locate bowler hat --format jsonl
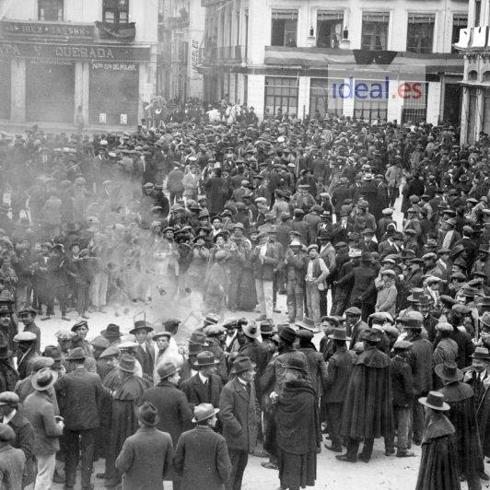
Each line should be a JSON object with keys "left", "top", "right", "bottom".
{"left": 101, "top": 324, "right": 122, "bottom": 341}
{"left": 278, "top": 326, "right": 296, "bottom": 344}
{"left": 328, "top": 328, "right": 350, "bottom": 342}
{"left": 193, "top": 351, "right": 219, "bottom": 368}
{"left": 118, "top": 355, "right": 136, "bottom": 373}
{"left": 192, "top": 403, "right": 220, "bottom": 423}
{"left": 434, "top": 361, "right": 463, "bottom": 384}
{"left": 0, "top": 423, "right": 15, "bottom": 442}
{"left": 31, "top": 368, "right": 58, "bottom": 391}
{"left": 419, "top": 391, "right": 450, "bottom": 411}
{"left": 157, "top": 361, "right": 179, "bottom": 380}
{"left": 231, "top": 356, "right": 254, "bottom": 374}
{"left": 65, "top": 347, "right": 86, "bottom": 361}
{"left": 137, "top": 401, "right": 159, "bottom": 427}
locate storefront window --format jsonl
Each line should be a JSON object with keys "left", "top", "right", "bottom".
{"left": 103, "top": 0, "right": 129, "bottom": 24}
{"left": 361, "top": 12, "right": 389, "bottom": 51}
{"left": 401, "top": 82, "right": 428, "bottom": 124}
{"left": 38, "top": 0, "right": 63, "bottom": 21}
{"left": 317, "top": 11, "right": 344, "bottom": 48}
{"left": 271, "top": 10, "right": 298, "bottom": 47}
{"left": 310, "top": 78, "right": 343, "bottom": 117}
{"left": 264, "top": 77, "right": 298, "bottom": 118}
{"left": 353, "top": 79, "right": 388, "bottom": 123}
{"left": 452, "top": 14, "right": 468, "bottom": 53}
{"left": 407, "top": 14, "right": 435, "bottom": 54}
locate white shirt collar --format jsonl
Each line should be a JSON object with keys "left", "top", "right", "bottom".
{"left": 3, "top": 409, "right": 16, "bottom": 425}
{"left": 198, "top": 372, "right": 208, "bottom": 384}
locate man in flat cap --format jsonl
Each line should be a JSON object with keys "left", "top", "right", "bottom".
{"left": 0, "top": 422, "right": 26, "bottom": 490}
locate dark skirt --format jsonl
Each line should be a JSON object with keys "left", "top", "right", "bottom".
{"left": 278, "top": 449, "right": 316, "bottom": 490}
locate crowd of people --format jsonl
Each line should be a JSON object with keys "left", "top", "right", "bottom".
{"left": 0, "top": 108, "right": 489, "bottom": 490}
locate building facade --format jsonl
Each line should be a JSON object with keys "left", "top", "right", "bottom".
{"left": 458, "top": 0, "right": 490, "bottom": 143}
{"left": 200, "top": 0, "right": 468, "bottom": 124}
{"left": 159, "top": 0, "right": 205, "bottom": 101}
{"left": 0, "top": 0, "right": 158, "bottom": 127}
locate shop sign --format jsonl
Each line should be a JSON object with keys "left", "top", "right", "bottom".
{"left": 92, "top": 62, "right": 138, "bottom": 71}
{"left": 0, "top": 41, "right": 150, "bottom": 62}
{"left": 1, "top": 21, "right": 94, "bottom": 41}
{"left": 191, "top": 40, "right": 200, "bottom": 72}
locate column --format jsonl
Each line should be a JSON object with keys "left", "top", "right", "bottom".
{"left": 247, "top": 74, "right": 265, "bottom": 119}
{"left": 476, "top": 86, "right": 485, "bottom": 137}
{"left": 10, "top": 59, "right": 26, "bottom": 123}
{"left": 342, "top": 78, "right": 354, "bottom": 118}
{"left": 460, "top": 85, "right": 470, "bottom": 144}
{"left": 297, "top": 76, "right": 310, "bottom": 119}
{"left": 426, "top": 81, "right": 442, "bottom": 125}
{"left": 387, "top": 79, "right": 403, "bottom": 123}
{"left": 74, "top": 62, "right": 89, "bottom": 126}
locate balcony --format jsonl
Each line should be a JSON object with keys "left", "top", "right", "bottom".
{"left": 200, "top": 45, "right": 244, "bottom": 64}
{"left": 95, "top": 21, "right": 136, "bottom": 42}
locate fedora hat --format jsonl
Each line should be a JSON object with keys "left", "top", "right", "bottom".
{"left": 65, "top": 347, "right": 86, "bottom": 361}
{"left": 192, "top": 403, "right": 220, "bottom": 423}
{"left": 31, "top": 367, "right": 58, "bottom": 392}
{"left": 137, "top": 401, "right": 159, "bottom": 427}
{"left": 189, "top": 331, "right": 209, "bottom": 346}
{"left": 278, "top": 326, "right": 296, "bottom": 344}
{"left": 118, "top": 354, "right": 136, "bottom": 373}
{"left": 434, "top": 361, "right": 463, "bottom": 384}
{"left": 157, "top": 361, "right": 179, "bottom": 380}
{"left": 101, "top": 324, "right": 122, "bottom": 341}
{"left": 472, "top": 346, "right": 490, "bottom": 361}
{"left": 193, "top": 351, "right": 219, "bottom": 368}
{"left": 296, "top": 317, "right": 318, "bottom": 333}
{"left": 418, "top": 391, "right": 450, "bottom": 411}
{"left": 328, "top": 327, "right": 351, "bottom": 342}
{"left": 130, "top": 321, "right": 154, "bottom": 335}
{"left": 231, "top": 356, "right": 254, "bottom": 375}
{"left": 242, "top": 322, "right": 260, "bottom": 339}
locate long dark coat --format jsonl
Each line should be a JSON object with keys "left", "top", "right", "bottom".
{"left": 340, "top": 346, "right": 394, "bottom": 440}
{"left": 439, "top": 382, "right": 483, "bottom": 481}
{"left": 415, "top": 412, "right": 461, "bottom": 490}
{"left": 180, "top": 373, "right": 223, "bottom": 410}
{"left": 174, "top": 426, "right": 231, "bottom": 490}
{"left": 115, "top": 426, "right": 174, "bottom": 490}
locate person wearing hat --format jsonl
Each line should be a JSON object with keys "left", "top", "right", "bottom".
{"left": 436, "top": 361, "right": 483, "bottom": 489}
{"left": 152, "top": 332, "right": 182, "bottom": 385}
{"left": 104, "top": 354, "right": 149, "bottom": 488}
{"left": 0, "top": 335, "right": 16, "bottom": 393}
{"left": 323, "top": 327, "right": 353, "bottom": 453}
{"left": 181, "top": 351, "right": 223, "bottom": 412}
{"left": 337, "top": 329, "right": 393, "bottom": 463}
{"left": 0, "top": 391, "right": 35, "bottom": 487}
{"left": 344, "top": 307, "right": 369, "bottom": 351}
{"left": 71, "top": 320, "right": 93, "bottom": 358}
{"left": 101, "top": 324, "right": 122, "bottom": 347}
{"left": 433, "top": 322, "right": 459, "bottom": 373}
{"left": 18, "top": 306, "right": 41, "bottom": 354}
{"left": 174, "top": 402, "right": 231, "bottom": 490}
{"left": 273, "top": 356, "right": 320, "bottom": 490}
{"left": 375, "top": 269, "right": 398, "bottom": 319}
{"left": 130, "top": 321, "right": 155, "bottom": 382}
{"left": 297, "top": 328, "right": 328, "bottom": 396}
{"left": 0, "top": 422, "right": 26, "bottom": 490}
{"left": 13, "top": 331, "right": 38, "bottom": 380}
{"left": 415, "top": 391, "right": 460, "bottom": 490}
{"left": 24, "top": 368, "right": 64, "bottom": 490}
{"left": 305, "top": 244, "right": 330, "bottom": 326}
{"left": 115, "top": 401, "right": 174, "bottom": 490}
{"left": 285, "top": 237, "right": 308, "bottom": 324}
{"left": 219, "top": 356, "right": 259, "bottom": 490}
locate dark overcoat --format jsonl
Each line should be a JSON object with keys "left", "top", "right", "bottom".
{"left": 323, "top": 347, "right": 353, "bottom": 404}
{"left": 340, "top": 346, "right": 394, "bottom": 440}
{"left": 115, "top": 426, "right": 173, "bottom": 490}
{"left": 408, "top": 335, "right": 433, "bottom": 395}
{"left": 180, "top": 373, "right": 222, "bottom": 410}
{"left": 174, "top": 426, "right": 231, "bottom": 490}
{"left": 8, "top": 408, "right": 35, "bottom": 486}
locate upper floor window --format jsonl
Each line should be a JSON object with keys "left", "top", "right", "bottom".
{"left": 271, "top": 9, "right": 298, "bottom": 47}
{"left": 103, "top": 0, "right": 129, "bottom": 24}
{"left": 361, "top": 12, "right": 389, "bottom": 51}
{"left": 38, "top": 0, "right": 63, "bottom": 21}
{"left": 317, "top": 11, "right": 344, "bottom": 48}
{"left": 475, "top": 0, "right": 482, "bottom": 27}
{"left": 407, "top": 13, "right": 435, "bottom": 54}
{"left": 452, "top": 13, "right": 468, "bottom": 52}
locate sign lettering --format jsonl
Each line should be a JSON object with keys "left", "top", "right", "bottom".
{"left": 1, "top": 21, "right": 94, "bottom": 40}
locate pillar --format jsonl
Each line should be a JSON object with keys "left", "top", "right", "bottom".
{"left": 342, "top": 78, "right": 354, "bottom": 118}
{"left": 247, "top": 74, "right": 265, "bottom": 119}
{"left": 298, "top": 76, "right": 310, "bottom": 119}
{"left": 387, "top": 79, "right": 403, "bottom": 123}
{"left": 74, "top": 62, "right": 89, "bottom": 126}
{"left": 10, "top": 59, "right": 26, "bottom": 123}
{"left": 426, "top": 82, "right": 442, "bottom": 125}
{"left": 460, "top": 85, "right": 470, "bottom": 144}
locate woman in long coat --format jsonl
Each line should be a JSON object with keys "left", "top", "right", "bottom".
{"left": 274, "top": 357, "right": 321, "bottom": 490}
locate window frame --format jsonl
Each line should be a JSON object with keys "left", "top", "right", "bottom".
{"left": 38, "top": 0, "right": 64, "bottom": 21}
{"left": 406, "top": 13, "right": 436, "bottom": 54}
{"left": 451, "top": 13, "right": 468, "bottom": 52}
{"left": 361, "top": 11, "right": 390, "bottom": 51}
{"left": 103, "top": 0, "right": 130, "bottom": 24}
{"left": 271, "top": 9, "right": 298, "bottom": 47}
{"left": 264, "top": 76, "right": 299, "bottom": 118}
{"left": 316, "top": 10, "right": 344, "bottom": 48}
{"left": 309, "top": 78, "right": 344, "bottom": 117}
{"left": 353, "top": 79, "right": 388, "bottom": 123}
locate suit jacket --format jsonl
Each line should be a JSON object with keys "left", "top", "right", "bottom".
{"left": 181, "top": 373, "right": 223, "bottom": 410}
{"left": 348, "top": 320, "right": 369, "bottom": 350}
{"left": 141, "top": 381, "right": 193, "bottom": 445}
{"left": 408, "top": 335, "right": 433, "bottom": 395}
{"left": 0, "top": 445, "right": 25, "bottom": 490}
{"left": 174, "top": 426, "right": 231, "bottom": 490}
{"left": 55, "top": 366, "right": 104, "bottom": 430}
{"left": 115, "top": 426, "right": 173, "bottom": 490}
{"left": 219, "top": 377, "right": 258, "bottom": 452}
{"left": 23, "top": 391, "right": 63, "bottom": 456}
{"left": 135, "top": 341, "right": 156, "bottom": 380}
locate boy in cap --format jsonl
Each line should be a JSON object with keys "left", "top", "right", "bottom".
{"left": 17, "top": 306, "right": 41, "bottom": 354}
{"left": 174, "top": 403, "right": 231, "bottom": 490}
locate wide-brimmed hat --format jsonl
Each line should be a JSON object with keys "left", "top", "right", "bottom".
{"left": 192, "top": 403, "right": 220, "bottom": 423}
{"left": 435, "top": 361, "right": 463, "bottom": 383}
{"left": 242, "top": 322, "right": 260, "bottom": 339}
{"left": 296, "top": 317, "right": 318, "bottom": 333}
{"left": 118, "top": 354, "right": 136, "bottom": 373}
{"left": 231, "top": 356, "right": 254, "bottom": 374}
{"left": 472, "top": 346, "right": 490, "bottom": 361}
{"left": 278, "top": 326, "right": 296, "bottom": 344}
{"left": 419, "top": 391, "right": 450, "bottom": 411}
{"left": 193, "top": 351, "right": 219, "bottom": 368}
{"left": 137, "top": 401, "right": 159, "bottom": 427}
{"left": 328, "top": 328, "right": 351, "bottom": 342}
{"left": 31, "top": 368, "right": 58, "bottom": 391}
{"left": 130, "top": 321, "right": 154, "bottom": 335}
{"left": 101, "top": 324, "right": 122, "bottom": 341}
{"left": 13, "top": 331, "right": 37, "bottom": 343}
{"left": 65, "top": 347, "right": 86, "bottom": 361}
{"left": 157, "top": 361, "right": 179, "bottom": 379}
